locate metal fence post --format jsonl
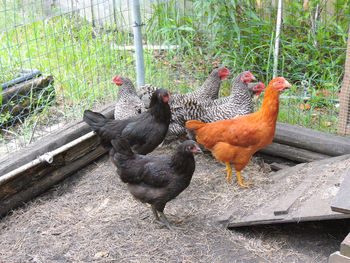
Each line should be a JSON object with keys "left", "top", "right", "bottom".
{"left": 273, "top": 0, "right": 283, "bottom": 78}
{"left": 132, "top": 0, "right": 145, "bottom": 88}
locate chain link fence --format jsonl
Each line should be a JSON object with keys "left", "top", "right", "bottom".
{"left": 0, "top": 0, "right": 349, "bottom": 158}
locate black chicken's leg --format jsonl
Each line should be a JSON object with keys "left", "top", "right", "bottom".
{"left": 158, "top": 212, "right": 185, "bottom": 231}
{"left": 151, "top": 205, "right": 160, "bottom": 221}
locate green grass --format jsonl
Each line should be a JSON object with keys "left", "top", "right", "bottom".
{"left": 0, "top": 1, "right": 139, "bottom": 142}
{"left": 0, "top": 0, "right": 140, "bottom": 125}
{"left": 144, "top": 0, "right": 349, "bottom": 133}
{"left": 0, "top": 0, "right": 349, "bottom": 148}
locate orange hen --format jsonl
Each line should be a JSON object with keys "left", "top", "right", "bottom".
{"left": 186, "top": 77, "right": 291, "bottom": 187}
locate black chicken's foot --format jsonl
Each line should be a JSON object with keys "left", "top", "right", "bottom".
{"left": 151, "top": 205, "right": 160, "bottom": 221}
{"left": 157, "top": 212, "right": 185, "bottom": 231}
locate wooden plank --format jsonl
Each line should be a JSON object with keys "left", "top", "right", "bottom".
{"left": 0, "top": 103, "right": 114, "bottom": 175}
{"left": 0, "top": 103, "right": 115, "bottom": 217}
{"left": 274, "top": 122, "right": 350, "bottom": 156}
{"left": 220, "top": 154, "right": 350, "bottom": 228}
{"left": 329, "top": 252, "right": 350, "bottom": 263}
{"left": 1, "top": 75, "right": 53, "bottom": 104}
{"left": 273, "top": 176, "right": 317, "bottom": 215}
{"left": 259, "top": 141, "right": 330, "bottom": 163}
{"left": 341, "top": 233, "right": 350, "bottom": 258}
{"left": 331, "top": 169, "right": 350, "bottom": 214}
{"left": 0, "top": 145, "right": 106, "bottom": 217}
{"left": 0, "top": 133, "right": 101, "bottom": 201}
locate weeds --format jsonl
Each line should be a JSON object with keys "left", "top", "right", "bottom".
{"left": 145, "top": 0, "right": 349, "bottom": 133}
{"left": 0, "top": 0, "right": 349, "bottom": 153}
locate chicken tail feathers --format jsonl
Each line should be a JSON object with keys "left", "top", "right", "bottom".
{"left": 83, "top": 110, "right": 107, "bottom": 132}
{"left": 111, "top": 137, "right": 134, "bottom": 157}
{"left": 185, "top": 120, "right": 206, "bottom": 131}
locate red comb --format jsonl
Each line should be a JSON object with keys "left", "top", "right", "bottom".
{"left": 258, "top": 81, "right": 266, "bottom": 88}
{"left": 112, "top": 75, "right": 123, "bottom": 86}
{"left": 112, "top": 75, "right": 119, "bottom": 83}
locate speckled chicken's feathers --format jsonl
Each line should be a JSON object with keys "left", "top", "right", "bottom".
{"left": 114, "top": 76, "right": 145, "bottom": 120}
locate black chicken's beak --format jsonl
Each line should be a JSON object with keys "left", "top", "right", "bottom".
{"left": 195, "top": 145, "right": 203, "bottom": 154}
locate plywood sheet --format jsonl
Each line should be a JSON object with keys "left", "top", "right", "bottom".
{"left": 218, "top": 155, "right": 350, "bottom": 228}
{"left": 331, "top": 169, "right": 350, "bottom": 214}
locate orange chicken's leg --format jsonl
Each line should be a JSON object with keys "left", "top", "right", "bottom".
{"left": 224, "top": 162, "right": 233, "bottom": 182}
{"left": 236, "top": 171, "right": 255, "bottom": 188}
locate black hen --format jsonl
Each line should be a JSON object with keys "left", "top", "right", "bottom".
{"left": 83, "top": 88, "right": 171, "bottom": 155}
{"left": 110, "top": 137, "right": 202, "bottom": 230}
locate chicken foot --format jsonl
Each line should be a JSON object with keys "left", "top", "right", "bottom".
{"left": 236, "top": 171, "right": 255, "bottom": 188}
{"left": 224, "top": 163, "right": 255, "bottom": 187}
{"left": 151, "top": 205, "right": 184, "bottom": 231}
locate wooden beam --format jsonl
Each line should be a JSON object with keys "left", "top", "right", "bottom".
{"left": 259, "top": 141, "right": 330, "bottom": 163}
{"left": 1, "top": 75, "right": 56, "bottom": 128}
{"left": 1, "top": 75, "right": 53, "bottom": 104}
{"left": 0, "top": 143, "right": 107, "bottom": 217}
{"left": 338, "top": 24, "right": 350, "bottom": 135}
{"left": 274, "top": 122, "right": 350, "bottom": 156}
{"left": 0, "top": 103, "right": 114, "bottom": 176}
{"left": 0, "top": 105, "right": 116, "bottom": 217}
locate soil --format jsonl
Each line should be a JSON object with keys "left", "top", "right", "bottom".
{"left": 0, "top": 140, "right": 349, "bottom": 263}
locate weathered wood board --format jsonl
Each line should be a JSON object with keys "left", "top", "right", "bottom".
{"left": 0, "top": 132, "right": 108, "bottom": 217}
{"left": 0, "top": 105, "right": 114, "bottom": 217}
{"left": 259, "top": 141, "right": 330, "bottom": 163}
{"left": 0, "top": 103, "right": 114, "bottom": 175}
{"left": 274, "top": 123, "right": 350, "bottom": 156}
{"left": 1, "top": 75, "right": 55, "bottom": 128}
{"left": 217, "top": 154, "right": 350, "bottom": 228}
{"left": 331, "top": 169, "right": 350, "bottom": 214}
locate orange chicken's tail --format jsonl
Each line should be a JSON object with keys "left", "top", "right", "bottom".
{"left": 186, "top": 120, "right": 206, "bottom": 131}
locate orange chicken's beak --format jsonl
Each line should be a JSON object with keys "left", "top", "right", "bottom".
{"left": 284, "top": 80, "right": 292, "bottom": 88}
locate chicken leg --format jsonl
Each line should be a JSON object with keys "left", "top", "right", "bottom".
{"left": 151, "top": 205, "right": 160, "bottom": 221}
{"left": 151, "top": 205, "right": 184, "bottom": 231}
{"left": 224, "top": 162, "right": 233, "bottom": 182}
{"left": 236, "top": 171, "right": 255, "bottom": 188}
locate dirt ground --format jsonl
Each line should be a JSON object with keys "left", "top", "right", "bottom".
{"left": 0, "top": 140, "right": 349, "bottom": 263}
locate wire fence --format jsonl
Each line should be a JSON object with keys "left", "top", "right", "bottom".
{"left": 0, "top": 0, "right": 349, "bottom": 158}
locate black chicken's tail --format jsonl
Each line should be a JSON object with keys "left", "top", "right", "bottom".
{"left": 111, "top": 137, "right": 134, "bottom": 157}
{"left": 83, "top": 110, "right": 107, "bottom": 132}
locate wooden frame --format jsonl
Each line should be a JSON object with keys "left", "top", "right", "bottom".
{"left": 0, "top": 104, "right": 114, "bottom": 217}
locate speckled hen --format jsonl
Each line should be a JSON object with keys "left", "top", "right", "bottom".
{"left": 113, "top": 76, "right": 145, "bottom": 120}
{"left": 192, "top": 71, "right": 261, "bottom": 123}
{"left": 139, "top": 66, "right": 230, "bottom": 108}
{"left": 138, "top": 67, "right": 230, "bottom": 137}
{"left": 180, "top": 72, "right": 264, "bottom": 139}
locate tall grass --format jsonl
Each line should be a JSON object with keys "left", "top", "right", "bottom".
{"left": 0, "top": 1, "right": 139, "bottom": 148}
{"left": 0, "top": 0, "right": 349, "bottom": 153}
{"left": 145, "top": 0, "right": 349, "bottom": 133}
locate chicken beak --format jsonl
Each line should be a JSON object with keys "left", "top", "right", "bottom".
{"left": 284, "top": 80, "right": 292, "bottom": 88}
{"left": 195, "top": 145, "right": 203, "bottom": 154}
